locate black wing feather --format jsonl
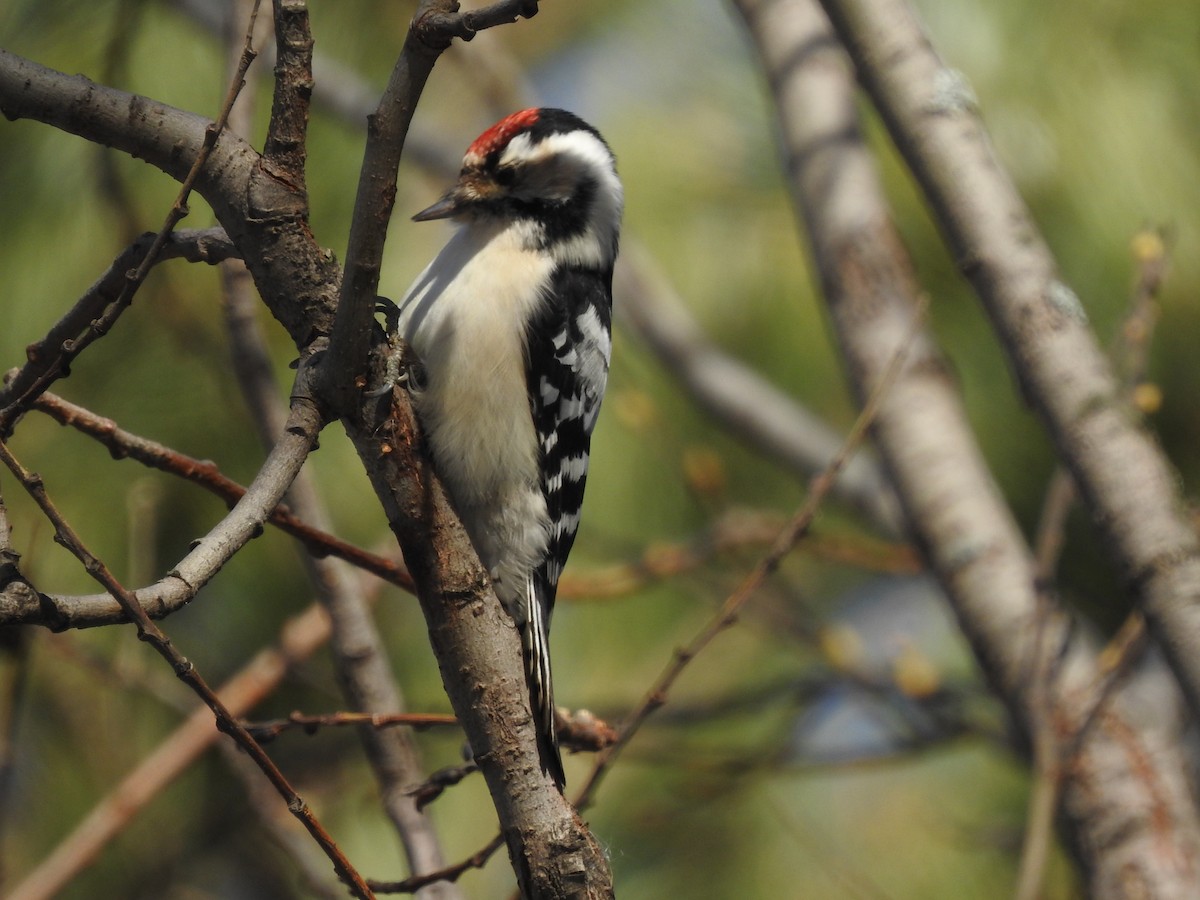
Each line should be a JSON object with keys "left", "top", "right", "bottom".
{"left": 520, "top": 264, "right": 612, "bottom": 788}
{"left": 526, "top": 265, "right": 613, "bottom": 607}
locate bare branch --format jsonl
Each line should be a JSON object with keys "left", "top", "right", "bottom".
{"left": 346, "top": 384, "right": 612, "bottom": 897}
{"left": 246, "top": 711, "right": 459, "bottom": 742}
{"left": 7, "top": 595, "right": 338, "bottom": 900}
{"left": 574, "top": 289, "right": 926, "bottom": 812}
{"left": 615, "top": 244, "right": 903, "bottom": 534}
{"left": 321, "top": 2, "right": 446, "bottom": 412}
{"left": 322, "top": 0, "right": 540, "bottom": 413}
{"left": 0, "top": 428, "right": 371, "bottom": 898}
{"left": 0, "top": 228, "right": 237, "bottom": 434}
{"left": 264, "top": 0, "right": 313, "bottom": 180}
{"left": 369, "top": 835, "right": 506, "bottom": 896}
{"left": 816, "top": 0, "right": 1200, "bottom": 723}
{"left": 414, "top": 0, "right": 539, "bottom": 42}
{"left": 735, "top": 0, "right": 1200, "bottom": 893}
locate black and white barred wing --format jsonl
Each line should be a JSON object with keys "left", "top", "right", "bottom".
{"left": 520, "top": 268, "right": 612, "bottom": 786}
{"left": 526, "top": 269, "right": 614, "bottom": 602}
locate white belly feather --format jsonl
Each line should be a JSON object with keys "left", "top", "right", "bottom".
{"left": 396, "top": 221, "right": 554, "bottom": 611}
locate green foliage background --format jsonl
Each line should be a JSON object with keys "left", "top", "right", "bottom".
{"left": 2, "top": 0, "right": 1198, "bottom": 896}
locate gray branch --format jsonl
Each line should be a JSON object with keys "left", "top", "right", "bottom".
{"left": 816, "top": 0, "right": 1200, "bottom": 723}
{"left": 615, "top": 244, "right": 903, "bottom": 534}
{"left": 171, "top": 0, "right": 890, "bottom": 544}
{"left": 222, "top": 4, "right": 458, "bottom": 888}
{"left": 0, "top": 373, "right": 323, "bottom": 629}
{"left": 734, "top": 0, "right": 1200, "bottom": 893}
{"left": 0, "top": 21, "right": 609, "bottom": 897}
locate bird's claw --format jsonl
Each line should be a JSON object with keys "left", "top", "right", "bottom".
{"left": 366, "top": 307, "right": 426, "bottom": 398}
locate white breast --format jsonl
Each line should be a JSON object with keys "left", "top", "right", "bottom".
{"left": 396, "top": 221, "right": 554, "bottom": 588}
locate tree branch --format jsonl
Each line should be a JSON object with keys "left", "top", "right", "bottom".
{"left": 734, "top": 0, "right": 1200, "bottom": 892}
{"left": 346, "top": 382, "right": 612, "bottom": 898}
{"left": 614, "top": 243, "right": 903, "bottom": 534}
{"left": 263, "top": 0, "right": 313, "bottom": 181}
{"left": 321, "top": 0, "right": 540, "bottom": 414}
{"left": 0, "top": 370, "right": 324, "bottom": 629}
{"left": 0, "top": 410, "right": 372, "bottom": 898}
{"left": 816, "top": 0, "right": 1200, "bottom": 723}
{"left": 0, "top": 228, "right": 237, "bottom": 435}
{"left": 5, "top": 591, "right": 343, "bottom": 900}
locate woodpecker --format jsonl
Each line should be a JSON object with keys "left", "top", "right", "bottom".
{"left": 393, "top": 108, "right": 622, "bottom": 788}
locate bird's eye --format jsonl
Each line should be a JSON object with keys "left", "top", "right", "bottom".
{"left": 493, "top": 166, "right": 516, "bottom": 187}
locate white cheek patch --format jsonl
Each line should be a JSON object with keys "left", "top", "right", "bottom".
{"left": 497, "top": 129, "right": 624, "bottom": 269}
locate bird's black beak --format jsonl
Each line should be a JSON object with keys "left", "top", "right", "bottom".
{"left": 412, "top": 187, "right": 468, "bottom": 222}
{"left": 413, "top": 167, "right": 497, "bottom": 222}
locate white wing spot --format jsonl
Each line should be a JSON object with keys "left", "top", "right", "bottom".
{"left": 576, "top": 307, "right": 611, "bottom": 360}
{"left": 555, "top": 510, "right": 581, "bottom": 539}
{"left": 560, "top": 453, "right": 589, "bottom": 482}
{"left": 558, "top": 392, "right": 587, "bottom": 422}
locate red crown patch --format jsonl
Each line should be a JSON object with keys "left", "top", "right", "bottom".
{"left": 466, "top": 108, "right": 542, "bottom": 160}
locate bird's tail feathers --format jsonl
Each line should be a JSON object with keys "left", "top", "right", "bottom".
{"left": 522, "top": 583, "right": 565, "bottom": 790}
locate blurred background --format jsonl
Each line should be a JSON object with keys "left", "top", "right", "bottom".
{"left": 2, "top": 0, "right": 1198, "bottom": 896}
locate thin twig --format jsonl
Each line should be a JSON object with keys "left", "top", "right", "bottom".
{"left": 244, "top": 704, "right": 617, "bottom": 756}
{"left": 30, "top": 390, "right": 415, "bottom": 593}
{"left": 0, "top": 228, "right": 237, "bottom": 429}
{"left": 1013, "top": 229, "right": 1172, "bottom": 900}
{"left": 0, "top": 436, "right": 373, "bottom": 898}
{"left": 6, "top": 592, "right": 344, "bottom": 900}
{"left": 368, "top": 834, "right": 505, "bottom": 895}
{"left": 0, "top": 9, "right": 262, "bottom": 435}
{"left": 246, "top": 710, "right": 459, "bottom": 742}
{"left": 572, "top": 294, "right": 928, "bottom": 811}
